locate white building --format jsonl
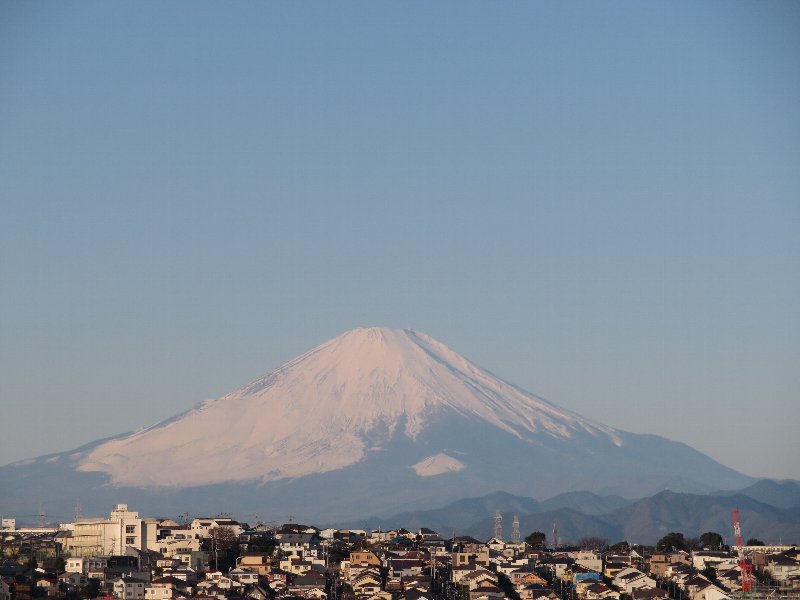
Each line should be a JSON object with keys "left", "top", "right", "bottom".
{"left": 64, "top": 504, "right": 158, "bottom": 556}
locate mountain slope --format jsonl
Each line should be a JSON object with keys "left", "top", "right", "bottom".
{"left": 538, "top": 491, "right": 632, "bottom": 515}
{"left": 360, "top": 491, "right": 542, "bottom": 533}
{"left": 604, "top": 490, "right": 800, "bottom": 544}
{"left": 77, "top": 328, "right": 622, "bottom": 488}
{"left": 0, "top": 327, "right": 756, "bottom": 521}
{"left": 714, "top": 480, "right": 800, "bottom": 509}
{"left": 453, "top": 491, "right": 800, "bottom": 545}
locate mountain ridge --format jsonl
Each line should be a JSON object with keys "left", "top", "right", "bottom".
{"left": 378, "top": 487, "right": 800, "bottom": 545}
{"left": 0, "top": 327, "right": 757, "bottom": 521}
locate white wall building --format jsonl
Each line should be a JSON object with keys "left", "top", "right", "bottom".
{"left": 64, "top": 504, "right": 158, "bottom": 557}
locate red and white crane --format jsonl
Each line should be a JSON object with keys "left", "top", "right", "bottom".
{"left": 731, "top": 508, "right": 754, "bottom": 593}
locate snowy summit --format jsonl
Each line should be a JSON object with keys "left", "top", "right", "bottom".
{"left": 78, "top": 327, "right": 621, "bottom": 488}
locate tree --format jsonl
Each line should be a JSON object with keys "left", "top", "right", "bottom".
{"left": 746, "top": 539, "right": 765, "bottom": 546}
{"left": 525, "top": 531, "right": 547, "bottom": 551}
{"left": 209, "top": 526, "right": 238, "bottom": 551}
{"left": 207, "top": 526, "right": 239, "bottom": 571}
{"left": 656, "top": 532, "right": 688, "bottom": 552}
{"left": 699, "top": 532, "right": 724, "bottom": 550}
{"left": 82, "top": 578, "right": 100, "bottom": 599}
{"left": 610, "top": 541, "right": 630, "bottom": 553}
{"left": 579, "top": 537, "right": 608, "bottom": 551}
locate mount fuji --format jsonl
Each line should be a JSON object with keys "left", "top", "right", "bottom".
{"left": 0, "top": 327, "right": 754, "bottom": 522}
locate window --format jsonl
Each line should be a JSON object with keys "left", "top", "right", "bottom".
{"left": 126, "top": 536, "right": 136, "bottom": 545}
{"left": 126, "top": 525, "right": 136, "bottom": 533}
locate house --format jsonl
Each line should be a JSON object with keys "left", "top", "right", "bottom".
{"left": 612, "top": 568, "right": 655, "bottom": 593}
{"left": 691, "top": 584, "right": 730, "bottom": 600}
{"left": 196, "top": 588, "right": 226, "bottom": 600}
{"left": 650, "top": 553, "right": 692, "bottom": 578}
{"left": 716, "top": 568, "right": 742, "bottom": 591}
{"left": 146, "top": 576, "right": 192, "bottom": 600}
{"left": 278, "top": 534, "right": 319, "bottom": 559}
{"left": 290, "top": 571, "right": 327, "bottom": 593}
{"left": 486, "top": 537, "right": 506, "bottom": 552}
{"left": 631, "top": 589, "right": 669, "bottom": 600}
{"left": 202, "top": 572, "right": 242, "bottom": 591}
{"left": 464, "top": 569, "right": 497, "bottom": 591}
{"left": 519, "top": 589, "right": 559, "bottom": 600}
{"left": 351, "top": 570, "right": 382, "bottom": 596}
{"left": 243, "top": 583, "right": 271, "bottom": 600}
{"left": 584, "top": 583, "right": 620, "bottom": 600}
{"left": 65, "top": 558, "right": 86, "bottom": 574}
{"left": 453, "top": 548, "right": 490, "bottom": 568}
{"left": 452, "top": 564, "right": 479, "bottom": 584}
{"left": 190, "top": 518, "right": 244, "bottom": 539}
{"left": 351, "top": 551, "right": 383, "bottom": 568}
{"left": 389, "top": 557, "right": 425, "bottom": 578}
{"left": 766, "top": 555, "right": 800, "bottom": 584}
{"left": 301, "top": 588, "right": 328, "bottom": 600}
{"left": 539, "top": 556, "right": 574, "bottom": 579}
{"left": 511, "top": 569, "right": 548, "bottom": 589}
{"left": 58, "top": 572, "right": 87, "bottom": 588}
{"left": 469, "top": 581, "right": 504, "bottom": 600}
{"left": 160, "top": 568, "right": 198, "bottom": 584}
{"left": 280, "top": 558, "right": 320, "bottom": 575}
{"left": 229, "top": 568, "right": 259, "bottom": 586}
{"left": 691, "top": 552, "right": 732, "bottom": 570}
{"left": 35, "top": 578, "right": 57, "bottom": 596}
{"left": 113, "top": 577, "right": 148, "bottom": 600}
{"left": 405, "top": 587, "right": 432, "bottom": 600}
{"left": 237, "top": 554, "right": 273, "bottom": 576}
{"left": 683, "top": 575, "right": 713, "bottom": 598}
{"left": 570, "top": 551, "right": 602, "bottom": 574}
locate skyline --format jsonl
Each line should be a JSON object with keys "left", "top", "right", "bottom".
{"left": 1, "top": 1, "right": 798, "bottom": 481}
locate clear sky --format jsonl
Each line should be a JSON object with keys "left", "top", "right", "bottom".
{"left": 1, "top": 1, "right": 798, "bottom": 482}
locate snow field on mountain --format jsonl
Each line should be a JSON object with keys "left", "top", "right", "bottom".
{"left": 78, "top": 327, "right": 623, "bottom": 487}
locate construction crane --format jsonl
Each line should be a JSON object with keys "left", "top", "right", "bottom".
{"left": 731, "top": 508, "right": 754, "bottom": 593}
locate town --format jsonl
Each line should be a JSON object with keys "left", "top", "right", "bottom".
{"left": 1, "top": 504, "right": 798, "bottom": 600}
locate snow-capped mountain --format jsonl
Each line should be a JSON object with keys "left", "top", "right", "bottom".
{"left": 78, "top": 327, "right": 622, "bottom": 487}
{"left": 0, "top": 327, "right": 755, "bottom": 521}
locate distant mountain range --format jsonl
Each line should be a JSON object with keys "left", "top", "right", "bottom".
{"left": 0, "top": 328, "right": 768, "bottom": 524}
{"left": 365, "top": 484, "right": 800, "bottom": 545}
{"left": 713, "top": 479, "right": 800, "bottom": 509}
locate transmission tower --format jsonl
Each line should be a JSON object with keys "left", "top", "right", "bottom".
{"left": 75, "top": 498, "right": 83, "bottom": 522}
{"left": 512, "top": 515, "right": 521, "bottom": 544}
{"left": 37, "top": 504, "right": 46, "bottom": 528}
{"left": 552, "top": 522, "right": 559, "bottom": 550}
{"left": 493, "top": 510, "right": 503, "bottom": 540}
{"left": 731, "top": 508, "right": 753, "bottom": 593}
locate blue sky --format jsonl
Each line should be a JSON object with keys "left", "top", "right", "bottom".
{"left": 1, "top": 1, "right": 798, "bottom": 481}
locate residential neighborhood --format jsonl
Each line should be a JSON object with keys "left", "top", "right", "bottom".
{"left": 1, "top": 505, "right": 798, "bottom": 600}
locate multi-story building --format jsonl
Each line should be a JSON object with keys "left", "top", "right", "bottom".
{"left": 64, "top": 504, "right": 158, "bottom": 556}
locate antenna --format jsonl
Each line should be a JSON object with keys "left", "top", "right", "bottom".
{"left": 731, "top": 508, "right": 753, "bottom": 593}
{"left": 494, "top": 510, "right": 503, "bottom": 541}
{"left": 512, "top": 515, "right": 521, "bottom": 544}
